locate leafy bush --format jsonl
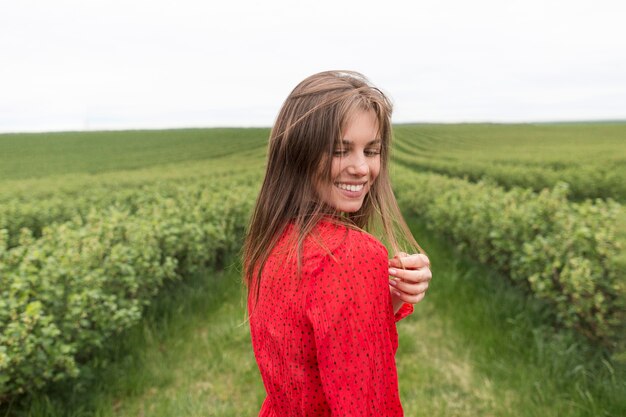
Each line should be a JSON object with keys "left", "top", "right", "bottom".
{"left": 0, "top": 180, "right": 255, "bottom": 400}
{"left": 393, "top": 166, "right": 625, "bottom": 346}
{"left": 393, "top": 152, "right": 626, "bottom": 202}
{"left": 0, "top": 168, "right": 259, "bottom": 249}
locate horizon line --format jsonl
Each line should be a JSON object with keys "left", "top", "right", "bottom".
{"left": 1, "top": 118, "right": 625, "bottom": 135}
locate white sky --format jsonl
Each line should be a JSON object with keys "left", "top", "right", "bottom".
{"left": 1, "top": 0, "right": 625, "bottom": 133}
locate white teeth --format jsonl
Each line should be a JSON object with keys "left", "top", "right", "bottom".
{"left": 336, "top": 183, "right": 364, "bottom": 192}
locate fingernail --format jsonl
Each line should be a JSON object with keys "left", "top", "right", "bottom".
{"left": 389, "top": 280, "right": 397, "bottom": 286}
{"left": 388, "top": 268, "right": 396, "bottom": 274}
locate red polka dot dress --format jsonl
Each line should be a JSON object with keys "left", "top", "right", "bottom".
{"left": 248, "top": 219, "right": 414, "bottom": 416}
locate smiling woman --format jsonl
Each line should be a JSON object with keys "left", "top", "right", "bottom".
{"left": 242, "top": 70, "right": 432, "bottom": 416}
{"left": 317, "top": 109, "right": 382, "bottom": 213}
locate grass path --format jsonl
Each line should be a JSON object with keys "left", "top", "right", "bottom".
{"left": 18, "top": 221, "right": 625, "bottom": 417}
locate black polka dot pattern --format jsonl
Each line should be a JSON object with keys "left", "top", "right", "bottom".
{"left": 249, "top": 219, "right": 413, "bottom": 416}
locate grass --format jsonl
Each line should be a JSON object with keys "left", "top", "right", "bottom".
{"left": 7, "top": 221, "right": 625, "bottom": 417}
{"left": 0, "top": 128, "right": 268, "bottom": 182}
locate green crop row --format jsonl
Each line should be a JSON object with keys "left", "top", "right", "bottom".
{"left": 0, "top": 149, "right": 266, "bottom": 202}
{"left": 392, "top": 123, "right": 626, "bottom": 202}
{"left": 393, "top": 147, "right": 625, "bottom": 202}
{"left": 0, "top": 179, "right": 256, "bottom": 401}
{"left": 392, "top": 165, "right": 625, "bottom": 346}
{"left": 0, "top": 168, "right": 260, "bottom": 249}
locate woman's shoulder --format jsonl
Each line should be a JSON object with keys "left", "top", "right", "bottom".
{"left": 306, "top": 220, "right": 391, "bottom": 298}
{"left": 307, "top": 218, "right": 388, "bottom": 263}
{"left": 269, "top": 218, "right": 388, "bottom": 274}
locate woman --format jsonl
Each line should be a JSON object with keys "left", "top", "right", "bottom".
{"left": 243, "top": 70, "right": 431, "bottom": 416}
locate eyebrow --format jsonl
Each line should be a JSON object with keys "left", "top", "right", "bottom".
{"left": 337, "top": 139, "right": 382, "bottom": 146}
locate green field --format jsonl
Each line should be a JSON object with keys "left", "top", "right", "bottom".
{"left": 1, "top": 124, "right": 625, "bottom": 416}
{"left": 0, "top": 128, "right": 267, "bottom": 182}
{"left": 394, "top": 123, "right": 626, "bottom": 202}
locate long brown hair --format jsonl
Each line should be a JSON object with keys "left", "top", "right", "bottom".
{"left": 242, "top": 70, "right": 422, "bottom": 315}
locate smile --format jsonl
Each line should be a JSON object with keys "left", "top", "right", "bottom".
{"left": 335, "top": 182, "right": 366, "bottom": 192}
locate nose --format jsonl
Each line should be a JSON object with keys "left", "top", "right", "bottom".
{"left": 346, "top": 153, "right": 369, "bottom": 177}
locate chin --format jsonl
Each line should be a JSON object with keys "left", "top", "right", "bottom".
{"left": 334, "top": 200, "right": 365, "bottom": 213}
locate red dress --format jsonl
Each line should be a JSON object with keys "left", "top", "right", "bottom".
{"left": 248, "top": 219, "right": 414, "bottom": 416}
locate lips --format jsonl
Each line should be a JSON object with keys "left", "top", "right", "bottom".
{"left": 333, "top": 182, "right": 369, "bottom": 200}
{"left": 335, "top": 182, "right": 366, "bottom": 192}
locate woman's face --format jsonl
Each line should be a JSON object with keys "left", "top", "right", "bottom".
{"left": 316, "top": 109, "right": 382, "bottom": 213}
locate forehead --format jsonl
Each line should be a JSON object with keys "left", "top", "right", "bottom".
{"left": 338, "top": 109, "right": 381, "bottom": 143}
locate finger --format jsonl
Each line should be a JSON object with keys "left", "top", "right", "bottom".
{"left": 390, "top": 289, "right": 426, "bottom": 304}
{"left": 389, "top": 253, "right": 430, "bottom": 270}
{"left": 388, "top": 257, "right": 407, "bottom": 269}
{"left": 388, "top": 267, "right": 432, "bottom": 282}
{"left": 388, "top": 254, "right": 414, "bottom": 269}
{"left": 388, "top": 252, "right": 408, "bottom": 267}
{"left": 389, "top": 279, "right": 429, "bottom": 295}
{"left": 391, "top": 280, "right": 429, "bottom": 295}
{"left": 404, "top": 253, "right": 430, "bottom": 269}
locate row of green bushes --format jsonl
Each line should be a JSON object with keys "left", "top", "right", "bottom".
{"left": 0, "top": 180, "right": 255, "bottom": 401}
{"left": 392, "top": 142, "right": 626, "bottom": 202}
{"left": 392, "top": 165, "right": 625, "bottom": 346}
{"left": 0, "top": 170, "right": 258, "bottom": 249}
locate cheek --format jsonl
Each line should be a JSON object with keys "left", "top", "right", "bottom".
{"left": 370, "top": 158, "right": 381, "bottom": 182}
{"left": 330, "top": 158, "right": 343, "bottom": 180}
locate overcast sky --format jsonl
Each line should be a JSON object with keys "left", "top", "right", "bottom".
{"left": 1, "top": 0, "right": 625, "bottom": 133}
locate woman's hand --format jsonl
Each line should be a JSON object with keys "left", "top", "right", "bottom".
{"left": 388, "top": 252, "right": 432, "bottom": 308}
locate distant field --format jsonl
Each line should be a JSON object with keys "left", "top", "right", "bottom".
{"left": 2, "top": 123, "right": 624, "bottom": 198}
{"left": 395, "top": 123, "right": 626, "bottom": 168}
{"left": 0, "top": 128, "right": 268, "bottom": 181}
{"left": 393, "top": 122, "right": 626, "bottom": 202}
{"left": 2, "top": 123, "right": 624, "bottom": 183}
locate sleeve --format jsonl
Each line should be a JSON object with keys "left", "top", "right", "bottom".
{"left": 394, "top": 302, "right": 414, "bottom": 322}
{"left": 305, "top": 235, "right": 404, "bottom": 416}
